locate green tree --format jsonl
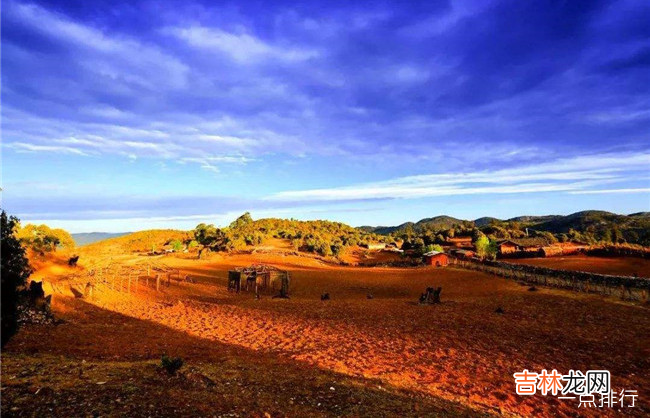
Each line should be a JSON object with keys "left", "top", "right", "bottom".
{"left": 229, "top": 212, "right": 253, "bottom": 230}
{"left": 424, "top": 244, "right": 443, "bottom": 253}
{"left": 17, "top": 224, "right": 75, "bottom": 253}
{"left": 2, "top": 210, "right": 33, "bottom": 347}
{"left": 486, "top": 239, "right": 498, "bottom": 260}
{"left": 474, "top": 234, "right": 490, "bottom": 259}
{"left": 193, "top": 223, "right": 228, "bottom": 258}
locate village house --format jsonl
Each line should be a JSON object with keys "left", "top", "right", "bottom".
{"left": 541, "top": 241, "right": 589, "bottom": 257}
{"left": 497, "top": 237, "right": 551, "bottom": 256}
{"left": 423, "top": 251, "right": 449, "bottom": 267}
{"left": 497, "top": 238, "right": 589, "bottom": 258}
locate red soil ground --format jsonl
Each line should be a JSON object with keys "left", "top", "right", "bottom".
{"left": 508, "top": 255, "right": 650, "bottom": 277}
{"left": 3, "top": 247, "right": 649, "bottom": 417}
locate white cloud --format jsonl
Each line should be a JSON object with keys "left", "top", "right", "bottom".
{"left": 11, "top": 2, "right": 189, "bottom": 89}
{"left": 168, "top": 26, "right": 319, "bottom": 63}
{"left": 269, "top": 151, "right": 650, "bottom": 201}
{"left": 568, "top": 188, "right": 650, "bottom": 195}
{"left": 8, "top": 142, "right": 92, "bottom": 156}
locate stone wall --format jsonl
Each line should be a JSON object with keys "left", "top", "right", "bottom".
{"left": 451, "top": 257, "right": 650, "bottom": 301}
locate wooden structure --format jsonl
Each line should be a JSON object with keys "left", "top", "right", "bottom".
{"left": 498, "top": 238, "right": 588, "bottom": 258}
{"left": 449, "top": 249, "right": 474, "bottom": 259}
{"left": 423, "top": 251, "right": 449, "bottom": 267}
{"left": 228, "top": 264, "right": 290, "bottom": 298}
{"left": 497, "top": 237, "right": 552, "bottom": 257}
{"left": 541, "top": 241, "right": 589, "bottom": 257}
{"left": 497, "top": 240, "right": 519, "bottom": 255}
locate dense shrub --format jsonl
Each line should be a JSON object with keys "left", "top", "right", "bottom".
{"left": 160, "top": 354, "right": 184, "bottom": 374}
{"left": 193, "top": 214, "right": 386, "bottom": 258}
{"left": 1, "top": 210, "right": 33, "bottom": 347}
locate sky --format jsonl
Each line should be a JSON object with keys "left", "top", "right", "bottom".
{"left": 2, "top": 0, "right": 649, "bottom": 232}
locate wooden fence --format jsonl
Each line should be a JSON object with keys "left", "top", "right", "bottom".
{"left": 57, "top": 262, "right": 192, "bottom": 300}
{"left": 450, "top": 257, "right": 650, "bottom": 302}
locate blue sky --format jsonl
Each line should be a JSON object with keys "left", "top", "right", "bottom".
{"left": 2, "top": 0, "right": 649, "bottom": 232}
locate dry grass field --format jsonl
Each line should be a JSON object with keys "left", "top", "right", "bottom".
{"left": 2, "top": 243, "right": 649, "bottom": 417}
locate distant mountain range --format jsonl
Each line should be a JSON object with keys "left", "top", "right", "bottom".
{"left": 360, "top": 211, "right": 650, "bottom": 241}
{"left": 72, "top": 211, "right": 650, "bottom": 247}
{"left": 72, "top": 232, "right": 130, "bottom": 246}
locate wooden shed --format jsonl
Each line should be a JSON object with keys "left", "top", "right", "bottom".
{"left": 497, "top": 238, "right": 551, "bottom": 256}
{"left": 423, "top": 251, "right": 449, "bottom": 267}
{"left": 497, "top": 240, "right": 519, "bottom": 255}
{"left": 450, "top": 249, "right": 475, "bottom": 259}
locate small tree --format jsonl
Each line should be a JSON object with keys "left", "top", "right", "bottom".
{"left": 229, "top": 212, "right": 253, "bottom": 230}
{"left": 424, "top": 244, "right": 443, "bottom": 253}
{"left": 474, "top": 234, "right": 490, "bottom": 259}
{"left": 2, "top": 210, "right": 33, "bottom": 347}
{"left": 193, "top": 223, "right": 228, "bottom": 257}
{"left": 486, "top": 239, "right": 498, "bottom": 260}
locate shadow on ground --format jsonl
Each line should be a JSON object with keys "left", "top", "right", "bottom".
{"left": 2, "top": 296, "right": 488, "bottom": 417}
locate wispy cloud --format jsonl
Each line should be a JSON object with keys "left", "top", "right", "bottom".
{"left": 8, "top": 142, "right": 92, "bottom": 156}
{"left": 269, "top": 152, "right": 650, "bottom": 201}
{"left": 168, "top": 26, "right": 319, "bottom": 63}
{"left": 568, "top": 188, "right": 650, "bottom": 195}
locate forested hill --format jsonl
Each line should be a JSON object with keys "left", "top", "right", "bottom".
{"left": 360, "top": 211, "right": 650, "bottom": 246}
{"left": 359, "top": 216, "right": 466, "bottom": 235}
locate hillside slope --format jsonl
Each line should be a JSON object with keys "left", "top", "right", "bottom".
{"left": 361, "top": 211, "right": 650, "bottom": 246}
{"left": 72, "top": 232, "right": 130, "bottom": 246}
{"left": 83, "top": 229, "right": 191, "bottom": 254}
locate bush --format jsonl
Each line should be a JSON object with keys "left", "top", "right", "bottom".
{"left": 170, "top": 239, "right": 183, "bottom": 251}
{"left": 1, "top": 210, "right": 33, "bottom": 347}
{"left": 160, "top": 354, "right": 183, "bottom": 374}
{"left": 16, "top": 223, "right": 75, "bottom": 253}
{"left": 424, "top": 244, "right": 444, "bottom": 253}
